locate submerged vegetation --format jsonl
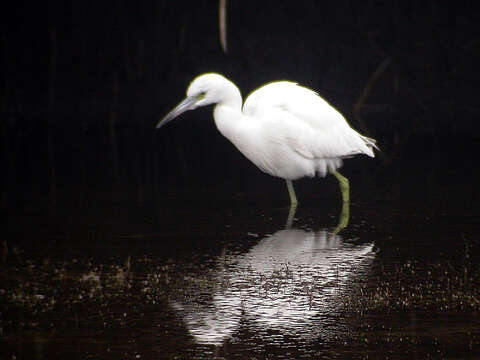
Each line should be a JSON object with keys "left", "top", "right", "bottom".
{"left": 344, "top": 260, "right": 480, "bottom": 314}
{"left": 2, "top": 249, "right": 479, "bottom": 333}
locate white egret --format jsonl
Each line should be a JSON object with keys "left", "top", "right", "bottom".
{"left": 156, "top": 73, "right": 378, "bottom": 205}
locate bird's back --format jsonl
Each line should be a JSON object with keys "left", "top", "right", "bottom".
{"left": 243, "top": 81, "right": 377, "bottom": 160}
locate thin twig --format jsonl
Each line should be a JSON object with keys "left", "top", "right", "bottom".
{"left": 219, "top": 0, "right": 228, "bottom": 53}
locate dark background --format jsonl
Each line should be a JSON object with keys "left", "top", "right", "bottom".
{"left": 2, "top": 0, "right": 480, "bottom": 212}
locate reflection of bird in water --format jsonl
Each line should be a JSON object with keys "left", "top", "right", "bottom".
{"left": 157, "top": 73, "right": 378, "bottom": 206}
{"left": 171, "top": 226, "right": 375, "bottom": 345}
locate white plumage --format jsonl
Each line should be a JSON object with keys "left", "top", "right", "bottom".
{"left": 157, "top": 73, "right": 378, "bottom": 205}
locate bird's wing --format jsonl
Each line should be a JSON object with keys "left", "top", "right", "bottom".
{"left": 243, "top": 81, "right": 376, "bottom": 159}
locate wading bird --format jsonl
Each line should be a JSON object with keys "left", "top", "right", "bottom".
{"left": 156, "top": 73, "right": 377, "bottom": 206}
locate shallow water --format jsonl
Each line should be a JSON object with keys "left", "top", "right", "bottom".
{"left": 2, "top": 165, "right": 480, "bottom": 359}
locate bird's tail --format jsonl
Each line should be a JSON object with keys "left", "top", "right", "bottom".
{"left": 361, "top": 135, "right": 379, "bottom": 157}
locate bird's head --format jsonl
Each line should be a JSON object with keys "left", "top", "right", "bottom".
{"left": 156, "top": 73, "right": 240, "bottom": 129}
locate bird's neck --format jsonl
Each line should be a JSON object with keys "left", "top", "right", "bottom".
{"left": 213, "top": 103, "right": 249, "bottom": 144}
{"left": 218, "top": 80, "right": 243, "bottom": 111}
{"left": 212, "top": 79, "right": 250, "bottom": 146}
{"left": 213, "top": 103, "right": 262, "bottom": 172}
{"left": 214, "top": 103, "right": 240, "bottom": 132}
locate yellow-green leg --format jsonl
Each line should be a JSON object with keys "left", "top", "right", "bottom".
{"left": 333, "top": 171, "right": 349, "bottom": 203}
{"left": 332, "top": 171, "right": 350, "bottom": 234}
{"left": 285, "top": 180, "right": 298, "bottom": 206}
{"left": 285, "top": 203, "right": 297, "bottom": 229}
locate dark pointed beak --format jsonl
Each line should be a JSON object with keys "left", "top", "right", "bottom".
{"left": 156, "top": 96, "right": 199, "bottom": 129}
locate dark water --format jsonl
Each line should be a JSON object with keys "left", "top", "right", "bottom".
{"left": 2, "top": 157, "right": 480, "bottom": 359}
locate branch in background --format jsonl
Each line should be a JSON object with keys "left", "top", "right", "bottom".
{"left": 219, "top": 0, "right": 228, "bottom": 53}
{"left": 356, "top": 21, "right": 428, "bottom": 113}
{"left": 354, "top": 57, "right": 392, "bottom": 114}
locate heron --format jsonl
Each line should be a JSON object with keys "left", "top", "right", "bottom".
{"left": 156, "top": 73, "right": 378, "bottom": 206}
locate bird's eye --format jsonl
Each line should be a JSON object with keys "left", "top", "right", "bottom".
{"left": 198, "top": 91, "right": 207, "bottom": 99}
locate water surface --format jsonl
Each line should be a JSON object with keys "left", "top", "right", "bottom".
{"left": 2, "top": 167, "right": 480, "bottom": 359}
